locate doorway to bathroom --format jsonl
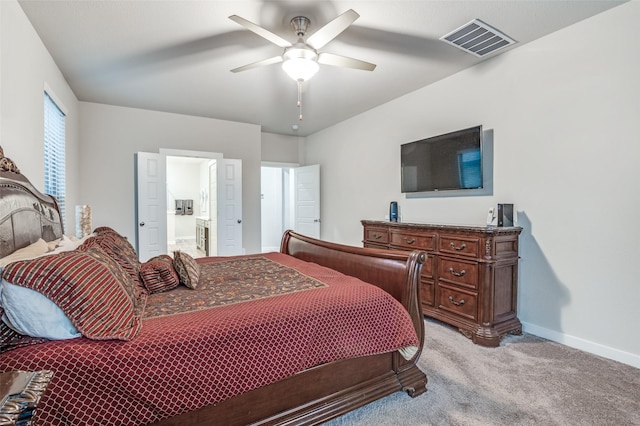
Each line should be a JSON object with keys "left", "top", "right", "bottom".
{"left": 166, "top": 155, "right": 215, "bottom": 258}
{"left": 260, "top": 164, "right": 320, "bottom": 252}
{"left": 136, "top": 149, "right": 242, "bottom": 261}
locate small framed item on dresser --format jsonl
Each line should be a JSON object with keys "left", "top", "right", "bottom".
{"left": 0, "top": 370, "right": 53, "bottom": 425}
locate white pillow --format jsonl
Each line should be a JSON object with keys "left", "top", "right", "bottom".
{"left": 49, "top": 233, "right": 95, "bottom": 254}
{"left": 0, "top": 276, "right": 81, "bottom": 340}
{"left": 46, "top": 237, "right": 63, "bottom": 251}
{"left": 0, "top": 239, "right": 50, "bottom": 267}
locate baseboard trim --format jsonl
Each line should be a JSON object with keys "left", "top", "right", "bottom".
{"left": 522, "top": 322, "right": 640, "bottom": 369}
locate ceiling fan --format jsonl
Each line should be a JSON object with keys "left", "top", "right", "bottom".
{"left": 229, "top": 9, "right": 376, "bottom": 78}
{"left": 229, "top": 9, "right": 375, "bottom": 121}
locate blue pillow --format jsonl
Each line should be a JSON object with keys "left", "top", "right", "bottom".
{"left": 0, "top": 276, "right": 81, "bottom": 340}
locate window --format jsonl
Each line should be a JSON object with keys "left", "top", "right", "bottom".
{"left": 44, "top": 91, "right": 66, "bottom": 227}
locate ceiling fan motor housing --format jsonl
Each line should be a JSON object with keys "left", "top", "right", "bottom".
{"left": 290, "top": 16, "right": 311, "bottom": 37}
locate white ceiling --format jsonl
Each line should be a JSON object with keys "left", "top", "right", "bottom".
{"left": 19, "top": 1, "right": 626, "bottom": 137}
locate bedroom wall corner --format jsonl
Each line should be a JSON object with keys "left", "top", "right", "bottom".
{"left": 1, "top": 0, "right": 81, "bottom": 233}
{"left": 260, "top": 132, "right": 302, "bottom": 164}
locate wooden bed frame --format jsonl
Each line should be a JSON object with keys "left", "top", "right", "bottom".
{"left": 0, "top": 146, "right": 427, "bottom": 425}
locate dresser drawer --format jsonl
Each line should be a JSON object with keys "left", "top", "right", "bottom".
{"left": 438, "top": 285, "right": 477, "bottom": 321}
{"left": 390, "top": 230, "right": 436, "bottom": 251}
{"left": 439, "top": 235, "right": 480, "bottom": 258}
{"left": 365, "top": 228, "right": 389, "bottom": 244}
{"left": 438, "top": 257, "right": 479, "bottom": 289}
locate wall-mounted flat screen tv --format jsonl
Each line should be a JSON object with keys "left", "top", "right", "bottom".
{"left": 401, "top": 125, "right": 483, "bottom": 193}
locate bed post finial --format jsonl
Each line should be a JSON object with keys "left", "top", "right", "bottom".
{"left": 0, "top": 145, "right": 21, "bottom": 173}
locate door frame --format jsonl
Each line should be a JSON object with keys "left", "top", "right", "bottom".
{"left": 159, "top": 149, "right": 222, "bottom": 255}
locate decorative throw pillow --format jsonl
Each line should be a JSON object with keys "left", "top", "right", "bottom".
{"left": 93, "top": 226, "right": 122, "bottom": 237}
{"left": 173, "top": 251, "right": 200, "bottom": 289}
{"left": 140, "top": 255, "right": 180, "bottom": 294}
{"left": 79, "top": 231, "right": 145, "bottom": 297}
{"left": 1, "top": 247, "right": 143, "bottom": 340}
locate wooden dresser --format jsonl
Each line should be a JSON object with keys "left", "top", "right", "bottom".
{"left": 362, "top": 220, "right": 522, "bottom": 347}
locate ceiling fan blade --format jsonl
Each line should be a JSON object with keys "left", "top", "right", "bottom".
{"left": 318, "top": 53, "right": 376, "bottom": 71}
{"left": 307, "top": 9, "right": 359, "bottom": 49}
{"left": 231, "top": 56, "right": 283, "bottom": 73}
{"left": 229, "top": 15, "right": 292, "bottom": 48}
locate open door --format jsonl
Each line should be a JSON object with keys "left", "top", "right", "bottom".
{"left": 294, "top": 164, "right": 320, "bottom": 239}
{"left": 217, "top": 159, "right": 243, "bottom": 255}
{"left": 135, "top": 152, "right": 167, "bottom": 261}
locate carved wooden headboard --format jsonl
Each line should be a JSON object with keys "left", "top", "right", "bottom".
{"left": 0, "top": 146, "right": 64, "bottom": 258}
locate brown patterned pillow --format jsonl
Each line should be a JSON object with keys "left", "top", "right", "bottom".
{"left": 1, "top": 247, "right": 143, "bottom": 340}
{"left": 79, "top": 232, "right": 145, "bottom": 298}
{"left": 173, "top": 251, "right": 200, "bottom": 289}
{"left": 93, "top": 227, "right": 140, "bottom": 268}
{"left": 140, "top": 255, "right": 180, "bottom": 294}
{"left": 93, "top": 226, "right": 120, "bottom": 236}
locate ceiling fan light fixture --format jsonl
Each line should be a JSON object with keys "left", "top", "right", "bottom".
{"left": 282, "top": 46, "right": 319, "bottom": 81}
{"left": 282, "top": 57, "right": 319, "bottom": 81}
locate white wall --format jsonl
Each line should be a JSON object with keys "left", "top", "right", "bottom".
{"left": 0, "top": 0, "right": 81, "bottom": 231}
{"left": 305, "top": 2, "right": 640, "bottom": 367}
{"left": 78, "top": 102, "right": 262, "bottom": 253}
{"left": 261, "top": 132, "right": 302, "bottom": 164}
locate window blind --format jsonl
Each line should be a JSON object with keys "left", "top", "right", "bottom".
{"left": 44, "top": 92, "right": 66, "bottom": 227}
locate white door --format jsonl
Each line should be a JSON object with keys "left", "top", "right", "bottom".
{"left": 135, "top": 152, "right": 167, "bottom": 261}
{"left": 294, "top": 164, "right": 320, "bottom": 239}
{"left": 217, "top": 159, "right": 243, "bottom": 255}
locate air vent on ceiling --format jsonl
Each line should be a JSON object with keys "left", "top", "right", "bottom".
{"left": 440, "top": 19, "right": 516, "bottom": 57}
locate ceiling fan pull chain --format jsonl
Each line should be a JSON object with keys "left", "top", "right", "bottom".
{"left": 297, "top": 79, "right": 303, "bottom": 120}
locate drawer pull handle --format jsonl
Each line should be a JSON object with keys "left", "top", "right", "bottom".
{"left": 373, "top": 234, "right": 382, "bottom": 240}
{"left": 403, "top": 237, "right": 416, "bottom": 244}
{"left": 450, "top": 242, "right": 467, "bottom": 251}
{"left": 449, "top": 267, "right": 466, "bottom": 277}
{"left": 448, "top": 296, "right": 465, "bottom": 306}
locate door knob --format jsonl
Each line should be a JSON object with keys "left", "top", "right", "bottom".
{"left": 139, "top": 222, "right": 145, "bottom": 227}
{"left": 237, "top": 219, "right": 242, "bottom": 224}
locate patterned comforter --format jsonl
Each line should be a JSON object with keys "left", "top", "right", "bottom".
{"left": 0, "top": 252, "right": 419, "bottom": 425}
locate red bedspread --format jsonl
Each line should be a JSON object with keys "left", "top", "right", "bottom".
{"left": 0, "top": 252, "right": 419, "bottom": 425}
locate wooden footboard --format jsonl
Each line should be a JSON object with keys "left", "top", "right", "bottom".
{"left": 156, "top": 231, "right": 427, "bottom": 426}
{"left": 281, "top": 230, "right": 426, "bottom": 354}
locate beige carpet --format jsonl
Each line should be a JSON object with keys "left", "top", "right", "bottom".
{"left": 324, "top": 318, "right": 640, "bottom": 425}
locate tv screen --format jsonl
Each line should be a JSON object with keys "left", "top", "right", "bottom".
{"left": 401, "top": 125, "right": 483, "bottom": 193}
